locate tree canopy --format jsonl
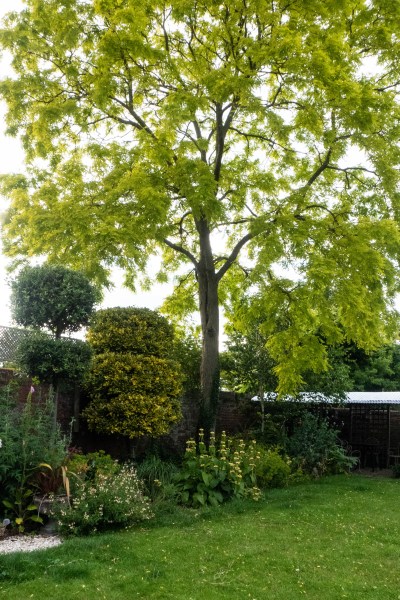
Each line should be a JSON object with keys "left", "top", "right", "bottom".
{"left": 11, "top": 264, "right": 99, "bottom": 338}
{"left": 345, "top": 343, "right": 400, "bottom": 391}
{"left": 1, "top": 0, "right": 400, "bottom": 425}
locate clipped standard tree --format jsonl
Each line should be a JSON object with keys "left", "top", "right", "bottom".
{"left": 11, "top": 264, "right": 99, "bottom": 338}
{"left": 2, "top": 1, "right": 400, "bottom": 430}
{"left": 11, "top": 264, "right": 97, "bottom": 417}
{"left": 83, "top": 307, "right": 183, "bottom": 440}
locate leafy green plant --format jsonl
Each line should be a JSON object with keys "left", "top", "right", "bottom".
{"left": 34, "top": 463, "right": 76, "bottom": 508}
{"left": 175, "top": 431, "right": 261, "bottom": 508}
{"left": 66, "top": 450, "right": 119, "bottom": 495}
{"left": 3, "top": 489, "right": 42, "bottom": 533}
{"left": 0, "top": 385, "right": 70, "bottom": 529}
{"left": 53, "top": 463, "right": 153, "bottom": 536}
{"left": 285, "top": 412, "right": 356, "bottom": 476}
{"left": 136, "top": 454, "right": 179, "bottom": 502}
{"left": 324, "top": 445, "right": 357, "bottom": 474}
{"left": 254, "top": 447, "right": 291, "bottom": 489}
{"left": 33, "top": 463, "right": 65, "bottom": 497}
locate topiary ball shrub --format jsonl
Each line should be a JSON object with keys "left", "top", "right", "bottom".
{"left": 87, "top": 307, "right": 174, "bottom": 357}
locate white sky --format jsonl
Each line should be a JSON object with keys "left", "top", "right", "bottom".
{"left": 0, "top": 0, "right": 174, "bottom": 329}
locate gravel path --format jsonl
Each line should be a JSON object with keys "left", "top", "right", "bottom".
{"left": 0, "top": 535, "right": 63, "bottom": 554}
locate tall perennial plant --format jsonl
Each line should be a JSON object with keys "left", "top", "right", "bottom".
{"left": 0, "top": 385, "right": 69, "bottom": 530}
{"left": 175, "top": 430, "right": 263, "bottom": 507}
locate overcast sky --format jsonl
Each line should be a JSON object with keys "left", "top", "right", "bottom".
{"left": 0, "top": 0, "right": 174, "bottom": 329}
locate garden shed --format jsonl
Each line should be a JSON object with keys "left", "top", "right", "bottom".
{"left": 341, "top": 392, "right": 400, "bottom": 469}
{"left": 252, "top": 391, "right": 400, "bottom": 469}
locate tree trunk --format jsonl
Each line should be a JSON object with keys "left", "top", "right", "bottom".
{"left": 197, "top": 219, "right": 220, "bottom": 436}
{"left": 259, "top": 385, "right": 265, "bottom": 435}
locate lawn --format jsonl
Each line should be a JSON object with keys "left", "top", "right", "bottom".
{"left": 1, "top": 474, "right": 399, "bottom": 599}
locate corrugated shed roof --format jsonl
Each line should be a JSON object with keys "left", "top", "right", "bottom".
{"left": 251, "top": 391, "right": 400, "bottom": 405}
{"left": 345, "top": 391, "right": 400, "bottom": 404}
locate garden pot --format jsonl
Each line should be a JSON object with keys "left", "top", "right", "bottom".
{"left": 33, "top": 494, "right": 68, "bottom": 516}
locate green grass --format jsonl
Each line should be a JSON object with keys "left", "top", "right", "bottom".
{"left": 1, "top": 475, "right": 400, "bottom": 599}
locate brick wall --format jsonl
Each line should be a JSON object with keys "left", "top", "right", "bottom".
{"left": 6, "top": 367, "right": 400, "bottom": 464}
{"left": 0, "top": 368, "right": 76, "bottom": 430}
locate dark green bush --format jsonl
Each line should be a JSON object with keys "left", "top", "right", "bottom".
{"left": 285, "top": 412, "right": 356, "bottom": 476}
{"left": 392, "top": 463, "right": 400, "bottom": 478}
{"left": 16, "top": 332, "right": 92, "bottom": 384}
{"left": 11, "top": 264, "right": 99, "bottom": 337}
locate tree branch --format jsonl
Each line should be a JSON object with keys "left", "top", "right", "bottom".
{"left": 375, "top": 80, "right": 400, "bottom": 92}
{"left": 216, "top": 232, "right": 254, "bottom": 281}
{"left": 215, "top": 217, "right": 254, "bottom": 227}
{"left": 305, "top": 148, "right": 332, "bottom": 187}
{"left": 214, "top": 101, "right": 237, "bottom": 181}
{"left": 163, "top": 238, "right": 198, "bottom": 267}
{"left": 178, "top": 211, "right": 193, "bottom": 237}
{"left": 230, "top": 126, "right": 297, "bottom": 154}
{"left": 192, "top": 119, "right": 207, "bottom": 163}
{"left": 111, "top": 95, "right": 157, "bottom": 139}
{"left": 245, "top": 203, "right": 259, "bottom": 218}
{"left": 302, "top": 204, "right": 339, "bottom": 223}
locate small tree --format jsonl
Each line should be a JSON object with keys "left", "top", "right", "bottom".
{"left": 11, "top": 264, "right": 97, "bottom": 418}
{"left": 222, "top": 324, "right": 277, "bottom": 435}
{"left": 345, "top": 344, "right": 400, "bottom": 392}
{"left": 83, "top": 307, "right": 183, "bottom": 442}
{"left": 11, "top": 264, "right": 99, "bottom": 338}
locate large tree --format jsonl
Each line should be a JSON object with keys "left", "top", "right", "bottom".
{"left": 1, "top": 0, "right": 400, "bottom": 429}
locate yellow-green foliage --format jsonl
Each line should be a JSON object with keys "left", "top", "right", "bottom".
{"left": 83, "top": 352, "right": 183, "bottom": 438}
{"left": 87, "top": 307, "right": 173, "bottom": 357}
